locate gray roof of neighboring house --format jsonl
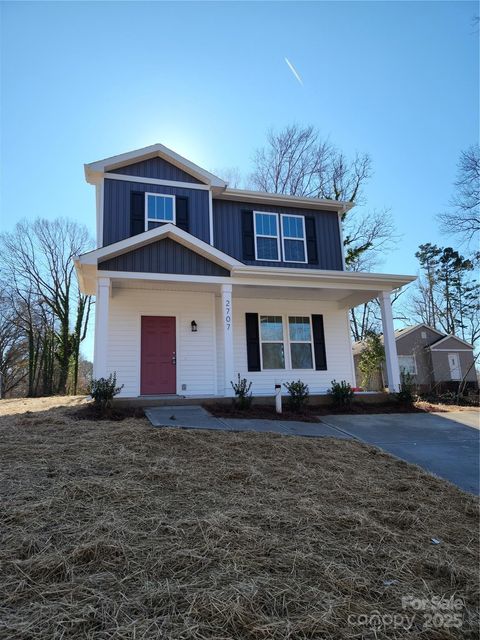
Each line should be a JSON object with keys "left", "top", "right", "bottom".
{"left": 352, "top": 324, "right": 473, "bottom": 355}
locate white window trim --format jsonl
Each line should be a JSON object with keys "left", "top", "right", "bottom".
{"left": 288, "top": 315, "right": 315, "bottom": 370}
{"left": 145, "top": 192, "right": 176, "bottom": 230}
{"left": 398, "top": 354, "right": 417, "bottom": 375}
{"left": 258, "top": 314, "right": 286, "bottom": 370}
{"left": 281, "top": 214, "right": 308, "bottom": 264}
{"left": 254, "top": 211, "right": 281, "bottom": 262}
{"left": 258, "top": 314, "right": 315, "bottom": 371}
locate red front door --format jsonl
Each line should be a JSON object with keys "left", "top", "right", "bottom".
{"left": 141, "top": 316, "right": 176, "bottom": 395}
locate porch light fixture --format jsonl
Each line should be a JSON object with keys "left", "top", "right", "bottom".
{"left": 191, "top": 320, "right": 198, "bottom": 332}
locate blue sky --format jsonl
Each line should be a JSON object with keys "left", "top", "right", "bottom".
{"left": 1, "top": 1, "right": 478, "bottom": 358}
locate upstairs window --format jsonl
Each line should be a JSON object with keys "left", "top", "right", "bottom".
{"left": 145, "top": 193, "right": 176, "bottom": 228}
{"left": 281, "top": 214, "right": 307, "bottom": 263}
{"left": 254, "top": 212, "right": 280, "bottom": 261}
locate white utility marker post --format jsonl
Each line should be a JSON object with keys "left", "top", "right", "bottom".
{"left": 379, "top": 291, "right": 401, "bottom": 392}
{"left": 275, "top": 382, "right": 282, "bottom": 414}
{"left": 93, "top": 277, "right": 111, "bottom": 379}
{"left": 221, "top": 284, "right": 234, "bottom": 397}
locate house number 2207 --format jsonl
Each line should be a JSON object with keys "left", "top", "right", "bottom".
{"left": 225, "top": 298, "right": 231, "bottom": 330}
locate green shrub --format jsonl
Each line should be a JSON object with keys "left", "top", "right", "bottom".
{"left": 284, "top": 380, "right": 310, "bottom": 412}
{"left": 88, "top": 373, "right": 124, "bottom": 414}
{"left": 358, "top": 332, "right": 385, "bottom": 389}
{"left": 396, "top": 371, "right": 415, "bottom": 405}
{"left": 329, "top": 379, "right": 354, "bottom": 408}
{"left": 231, "top": 373, "right": 253, "bottom": 409}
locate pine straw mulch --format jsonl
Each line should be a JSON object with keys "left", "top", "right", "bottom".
{"left": 0, "top": 397, "right": 479, "bottom": 639}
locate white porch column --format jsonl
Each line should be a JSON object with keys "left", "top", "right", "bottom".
{"left": 93, "top": 277, "right": 111, "bottom": 379}
{"left": 221, "top": 283, "right": 235, "bottom": 396}
{"left": 379, "top": 291, "right": 400, "bottom": 392}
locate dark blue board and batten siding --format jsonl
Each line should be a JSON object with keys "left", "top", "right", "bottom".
{"left": 98, "top": 238, "right": 229, "bottom": 277}
{"left": 103, "top": 179, "right": 210, "bottom": 246}
{"left": 110, "top": 157, "right": 203, "bottom": 183}
{"left": 212, "top": 199, "right": 344, "bottom": 270}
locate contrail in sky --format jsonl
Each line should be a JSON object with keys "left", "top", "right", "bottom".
{"left": 284, "top": 57, "right": 303, "bottom": 86}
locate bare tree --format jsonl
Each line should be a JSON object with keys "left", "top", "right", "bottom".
{"left": 250, "top": 124, "right": 371, "bottom": 203}
{"left": 0, "top": 218, "right": 93, "bottom": 395}
{"left": 0, "top": 287, "right": 28, "bottom": 396}
{"left": 212, "top": 166, "right": 243, "bottom": 189}
{"left": 250, "top": 124, "right": 400, "bottom": 342}
{"left": 438, "top": 145, "right": 480, "bottom": 246}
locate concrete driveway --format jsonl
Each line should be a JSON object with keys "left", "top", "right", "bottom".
{"left": 322, "top": 411, "right": 479, "bottom": 494}
{"left": 146, "top": 406, "right": 479, "bottom": 494}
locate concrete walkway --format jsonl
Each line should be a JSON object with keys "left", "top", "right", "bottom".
{"left": 144, "top": 405, "right": 349, "bottom": 438}
{"left": 145, "top": 405, "right": 480, "bottom": 494}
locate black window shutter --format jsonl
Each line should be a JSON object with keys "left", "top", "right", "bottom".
{"left": 241, "top": 210, "right": 255, "bottom": 261}
{"left": 312, "top": 314, "right": 327, "bottom": 370}
{"left": 130, "top": 192, "right": 145, "bottom": 236}
{"left": 305, "top": 216, "right": 318, "bottom": 264}
{"left": 176, "top": 196, "right": 189, "bottom": 232}
{"left": 245, "top": 313, "right": 261, "bottom": 371}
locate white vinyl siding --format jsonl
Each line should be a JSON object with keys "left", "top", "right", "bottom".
{"left": 105, "top": 287, "right": 355, "bottom": 398}
{"left": 107, "top": 287, "right": 216, "bottom": 397}
{"left": 217, "top": 297, "right": 355, "bottom": 395}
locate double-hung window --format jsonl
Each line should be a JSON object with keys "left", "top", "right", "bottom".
{"left": 145, "top": 193, "right": 176, "bottom": 229}
{"left": 254, "top": 212, "right": 280, "bottom": 261}
{"left": 281, "top": 214, "right": 307, "bottom": 263}
{"left": 398, "top": 355, "right": 417, "bottom": 375}
{"left": 260, "top": 316, "right": 285, "bottom": 369}
{"left": 258, "top": 315, "right": 315, "bottom": 370}
{"left": 288, "top": 316, "right": 314, "bottom": 369}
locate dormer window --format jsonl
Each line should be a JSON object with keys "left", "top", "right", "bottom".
{"left": 145, "top": 193, "right": 176, "bottom": 228}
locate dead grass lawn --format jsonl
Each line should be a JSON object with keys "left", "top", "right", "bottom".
{"left": 0, "top": 397, "right": 478, "bottom": 639}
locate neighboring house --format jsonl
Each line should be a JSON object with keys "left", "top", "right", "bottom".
{"left": 353, "top": 324, "right": 478, "bottom": 392}
{"left": 74, "top": 144, "right": 415, "bottom": 399}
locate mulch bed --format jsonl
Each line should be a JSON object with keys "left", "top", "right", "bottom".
{"left": 0, "top": 398, "right": 478, "bottom": 639}
{"left": 207, "top": 401, "right": 427, "bottom": 421}
{"left": 71, "top": 403, "right": 145, "bottom": 422}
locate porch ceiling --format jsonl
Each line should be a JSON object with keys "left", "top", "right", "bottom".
{"left": 109, "top": 278, "right": 393, "bottom": 309}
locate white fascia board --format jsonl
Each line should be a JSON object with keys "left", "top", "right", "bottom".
{"left": 84, "top": 143, "right": 227, "bottom": 188}
{"left": 216, "top": 188, "right": 353, "bottom": 212}
{"left": 97, "top": 271, "right": 232, "bottom": 285}
{"left": 103, "top": 173, "right": 211, "bottom": 191}
{"left": 231, "top": 265, "right": 416, "bottom": 290}
{"left": 77, "top": 224, "right": 243, "bottom": 270}
{"left": 427, "top": 334, "right": 474, "bottom": 350}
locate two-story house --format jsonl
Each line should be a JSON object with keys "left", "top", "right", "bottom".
{"left": 74, "top": 144, "right": 415, "bottom": 399}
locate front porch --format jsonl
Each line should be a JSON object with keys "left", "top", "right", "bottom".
{"left": 89, "top": 270, "right": 412, "bottom": 399}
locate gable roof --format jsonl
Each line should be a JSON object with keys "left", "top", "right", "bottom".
{"left": 353, "top": 323, "right": 474, "bottom": 355}
{"left": 76, "top": 223, "right": 243, "bottom": 270}
{"left": 85, "top": 143, "right": 227, "bottom": 188}
{"left": 393, "top": 323, "right": 444, "bottom": 341}
{"left": 427, "top": 334, "right": 474, "bottom": 350}
{"left": 85, "top": 144, "right": 354, "bottom": 212}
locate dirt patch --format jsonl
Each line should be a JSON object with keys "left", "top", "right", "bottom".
{"left": 0, "top": 397, "right": 478, "bottom": 638}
